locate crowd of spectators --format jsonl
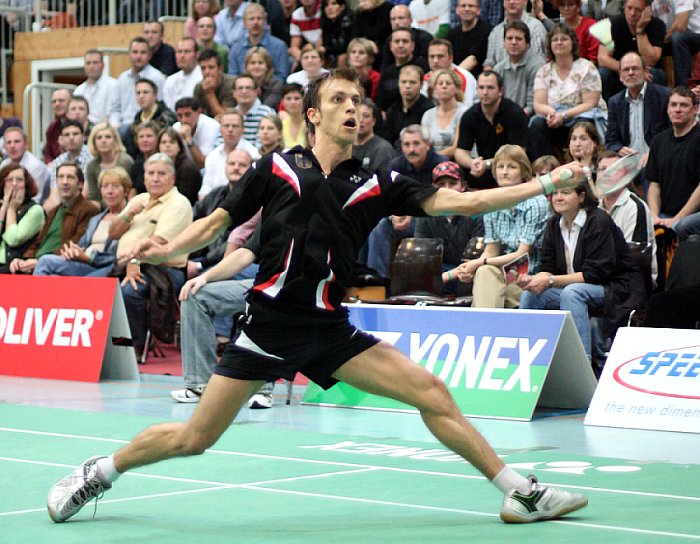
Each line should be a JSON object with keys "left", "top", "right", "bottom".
{"left": 2, "top": 0, "right": 700, "bottom": 400}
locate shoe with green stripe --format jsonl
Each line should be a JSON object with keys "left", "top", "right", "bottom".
{"left": 500, "top": 475, "right": 588, "bottom": 523}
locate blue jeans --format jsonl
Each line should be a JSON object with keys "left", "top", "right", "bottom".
{"left": 365, "top": 217, "right": 415, "bottom": 278}
{"left": 671, "top": 31, "right": 700, "bottom": 86}
{"left": 673, "top": 211, "right": 700, "bottom": 242}
{"left": 33, "top": 254, "right": 112, "bottom": 277}
{"left": 122, "top": 266, "right": 185, "bottom": 347}
{"left": 519, "top": 283, "right": 605, "bottom": 359}
{"left": 180, "top": 278, "right": 254, "bottom": 387}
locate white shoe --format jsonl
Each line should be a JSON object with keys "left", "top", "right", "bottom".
{"left": 47, "top": 456, "right": 111, "bottom": 523}
{"left": 500, "top": 475, "right": 588, "bottom": 523}
{"left": 170, "top": 386, "right": 205, "bottom": 403}
{"left": 248, "top": 392, "right": 273, "bottom": 409}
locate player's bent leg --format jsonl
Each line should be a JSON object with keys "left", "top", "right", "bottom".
{"left": 333, "top": 341, "right": 588, "bottom": 523}
{"left": 47, "top": 375, "right": 263, "bottom": 522}
{"left": 332, "top": 341, "right": 504, "bottom": 480}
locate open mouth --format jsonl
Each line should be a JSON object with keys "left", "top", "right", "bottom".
{"left": 343, "top": 119, "right": 357, "bottom": 128}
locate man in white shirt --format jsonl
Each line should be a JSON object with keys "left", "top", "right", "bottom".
{"left": 1, "top": 127, "right": 51, "bottom": 203}
{"left": 163, "top": 37, "right": 203, "bottom": 111}
{"left": 409, "top": 0, "right": 451, "bottom": 38}
{"left": 173, "top": 97, "right": 222, "bottom": 169}
{"left": 200, "top": 110, "right": 260, "bottom": 198}
{"left": 109, "top": 36, "right": 167, "bottom": 139}
{"left": 73, "top": 49, "right": 117, "bottom": 125}
{"left": 421, "top": 39, "right": 477, "bottom": 104}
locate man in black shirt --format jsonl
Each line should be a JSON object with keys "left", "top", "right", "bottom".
{"left": 454, "top": 70, "right": 529, "bottom": 189}
{"left": 447, "top": 0, "right": 492, "bottom": 76}
{"left": 377, "top": 27, "right": 429, "bottom": 113}
{"left": 380, "top": 5, "right": 433, "bottom": 70}
{"left": 47, "top": 68, "right": 588, "bottom": 527}
{"left": 382, "top": 64, "right": 434, "bottom": 147}
{"left": 143, "top": 20, "right": 177, "bottom": 76}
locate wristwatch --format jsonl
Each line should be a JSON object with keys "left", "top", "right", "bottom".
{"left": 548, "top": 274, "right": 554, "bottom": 287}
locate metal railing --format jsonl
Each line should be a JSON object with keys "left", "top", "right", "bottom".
{"left": 0, "top": 6, "right": 32, "bottom": 104}
{"left": 23, "top": 81, "right": 75, "bottom": 159}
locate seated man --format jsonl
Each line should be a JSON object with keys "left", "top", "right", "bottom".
{"left": 173, "top": 97, "right": 222, "bottom": 169}
{"left": 364, "top": 125, "right": 448, "bottom": 279}
{"left": 6, "top": 162, "right": 97, "bottom": 274}
{"left": 352, "top": 98, "right": 398, "bottom": 171}
{"left": 415, "top": 161, "right": 485, "bottom": 293}
{"left": 382, "top": 64, "right": 434, "bottom": 147}
{"left": 0, "top": 127, "right": 50, "bottom": 203}
{"left": 447, "top": 0, "right": 492, "bottom": 76}
{"left": 108, "top": 153, "right": 193, "bottom": 358}
{"left": 193, "top": 48, "right": 237, "bottom": 120}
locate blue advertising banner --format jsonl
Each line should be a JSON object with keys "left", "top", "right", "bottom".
{"left": 302, "top": 305, "right": 596, "bottom": 420}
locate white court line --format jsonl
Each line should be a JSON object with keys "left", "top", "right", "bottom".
{"left": 2, "top": 456, "right": 699, "bottom": 540}
{"left": 1, "top": 426, "right": 699, "bottom": 504}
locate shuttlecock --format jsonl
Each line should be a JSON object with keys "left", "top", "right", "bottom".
{"left": 589, "top": 18, "right": 614, "bottom": 51}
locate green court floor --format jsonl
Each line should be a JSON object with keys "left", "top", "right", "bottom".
{"left": 1, "top": 403, "right": 699, "bottom": 544}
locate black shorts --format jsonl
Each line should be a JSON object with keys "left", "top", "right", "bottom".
{"left": 214, "top": 301, "right": 379, "bottom": 389}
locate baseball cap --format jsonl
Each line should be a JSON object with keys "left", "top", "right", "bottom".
{"left": 432, "top": 161, "right": 463, "bottom": 183}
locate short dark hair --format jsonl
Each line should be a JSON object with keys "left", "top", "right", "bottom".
{"left": 129, "top": 36, "right": 150, "bottom": 50}
{"left": 174, "top": 96, "right": 201, "bottom": 110}
{"left": 573, "top": 180, "right": 599, "bottom": 211}
{"left": 59, "top": 118, "right": 85, "bottom": 135}
{"left": 68, "top": 95, "right": 90, "bottom": 112}
{"left": 303, "top": 67, "right": 363, "bottom": 135}
{"left": 135, "top": 78, "right": 158, "bottom": 94}
{"left": 234, "top": 73, "right": 257, "bottom": 90}
{"left": 504, "top": 20, "right": 531, "bottom": 44}
{"left": 198, "top": 48, "right": 222, "bottom": 66}
{"left": 56, "top": 161, "right": 85, "bottom": 185}
{"left": 428, "top": 38, "right": 453, "bottom": 57}
{"left": 144, "top": 19, "right": 164, "bottom": 33}
{"left": 670, "top": 85, "right": 699, "bottom": 106}
{"left": 361, "top": 97, "right": 380, "bottom": 121}
{"left": 281, "top": 83, "right": 304, "bottom": 100}
{"left": 478, "top": 69, "right": 503, "bottom": 90}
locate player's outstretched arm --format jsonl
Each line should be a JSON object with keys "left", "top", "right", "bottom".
{"left": 421, "top": 162, "right": 586, "bottom": 217}
{"left": 128, "top": 208, "right": 232, "bottom": 264}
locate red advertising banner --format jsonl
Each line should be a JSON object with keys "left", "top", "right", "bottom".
{"left": 0, "top": 276, "right": 120, "bottom": 382}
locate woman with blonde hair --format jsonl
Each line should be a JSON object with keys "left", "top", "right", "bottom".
{"left": 184, "top": 0, "right": 220, "bottom": 39}
{"left": 421, "top": 68, "right": 468, "bottom": 158}
{"left": 33, "top": 167, "right": 131, "bottom": 277}
{"left": 347, "top": 37, "right": 380, "bottom": 101}
{"left": 244, "top": 46, "right": 284, "bottom": 109}
{"left": 85, "top": 121, "right": 134, "bottom": 203}
{"left": 456, "top": 145, "right": 550, "bottom": 308}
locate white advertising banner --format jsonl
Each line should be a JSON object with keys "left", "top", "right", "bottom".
{"left": 585, "top": 327, "right": 700, "bottom": 434}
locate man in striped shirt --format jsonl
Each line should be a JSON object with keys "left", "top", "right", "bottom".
{"left": 232, "top": 73, "right": 275, "bottom": 147}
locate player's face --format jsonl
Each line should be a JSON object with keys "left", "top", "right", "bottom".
{"left": 312, "top": 78, "right": 362, "bottom": 145}
{"left": 495, "top": 158, "right": 523, "bottom": 186}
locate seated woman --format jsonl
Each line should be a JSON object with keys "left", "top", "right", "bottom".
{"left": 278, "top": 84, "right": 308, "bottom": 149}
{"left": 530, "top": 24, "right": 607, "bottom": 159}
{"left": 564, "top": 121, "right": 602, "bottom": 169}
{"left": 84, "top": 122, "right": 134, "bottom": 203}
{"left": 244, "top": 46, "right": 284, "bottom": 110}
{"left": 286, "top": 44, "right": 329, "bottom": 90}
{"left": 33, "top": 167, "right": 131, "bottom": 277}
{"left": 421, "top": 69, "right": 469, "bottom": 159}
{"left": 0, "top": 163, "right": 45, "bottom": 273}
{"left": 517, "top": 180, "right": 646, "bottom": 362}
{"left": 257, "top": 114, "right": 284, "bottom": 155}
{"left": 157, "top": 127, "right": 202, "bottom": 205}
{"left": 347, "top": 37, "right": 380, "bottom": 101}
{"left": 456, "top": 144, "right": 549, "bottom": 308}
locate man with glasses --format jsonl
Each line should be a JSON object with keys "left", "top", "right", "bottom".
{"left": 232, "top": 74, "right": 274, "bottom": 146}
{"left": 195, "top": 16, "right": 229, "bottom": 69}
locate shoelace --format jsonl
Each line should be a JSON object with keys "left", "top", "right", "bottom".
{"left": 68, "top": 467, "right": 106, "bottom": 519}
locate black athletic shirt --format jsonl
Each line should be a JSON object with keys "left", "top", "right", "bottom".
{"left": 219, "top": 147, "right": 438, "bottom": 315}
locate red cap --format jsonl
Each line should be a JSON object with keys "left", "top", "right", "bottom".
{"left": 432, "top": 161, "right": 463, "bottom": 183}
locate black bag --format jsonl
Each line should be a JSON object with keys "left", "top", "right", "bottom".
{"left": 142, "top": 264, "right": 178, "bottom": 344}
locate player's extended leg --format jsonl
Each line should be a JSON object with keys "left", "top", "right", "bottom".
{"left": 47, "top": 375, "right": 263, "bottom": 522}
{"left": 332, "top": 341, "right": 588, "bottom": 523}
